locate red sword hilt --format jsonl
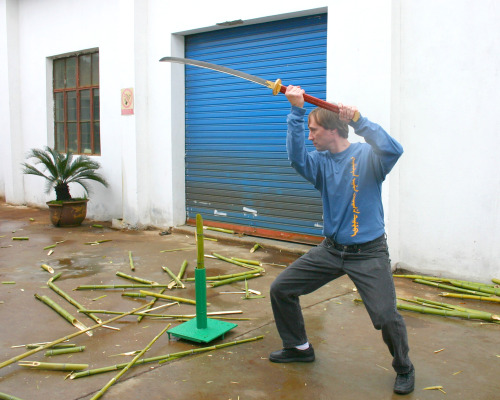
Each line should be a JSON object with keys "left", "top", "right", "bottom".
{"left": 266, "top": 79, "right": 360, "bottom": 122}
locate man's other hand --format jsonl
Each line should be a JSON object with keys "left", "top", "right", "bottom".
{"left": 338, "top": 103, "right": 359, "bottom": 122}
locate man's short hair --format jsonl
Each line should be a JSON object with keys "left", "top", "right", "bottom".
{"left": 309, "top": 107, "right": 349, "bottom": 139}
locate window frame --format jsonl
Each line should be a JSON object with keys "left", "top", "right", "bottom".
{"left": 52, "top": 50, "right": 100, "bottom": 155}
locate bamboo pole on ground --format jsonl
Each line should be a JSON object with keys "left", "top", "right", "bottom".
{"left": 139, "top": 290, "right": 201, "bottom": 305}
{"left": 167, "top": 260, "right": 188, "bottom": 289}
{"left": 18, "top": 361, "right": 88, "bottom": 371}
{"left": 116, "top": 271, "right": 158, "bottom": 285}
{"left": 0, "top": 302, "right": 153, "bottom": 370}
{"left": 0, "top": 391, "right": 25, "bottom": 400}
{"left": 209, "top": 273, "right": 261, "bottom": 288}
{"left": 412, "top": 297, "right": 500, "bottom": 320}
{"left": 45, "top": 346, "right": 85, "bottom": 356}
{"left": 75, "top": 284, "right": 170, "bottom": 290}
{"left": 162, "top": 265, "right": 185, "bottom": 288}
{"left": 128, "top": 251, "right": 135, "bottom": 271}
{"left": 34, "top": 294, "right": 92, "bottom": 336}
{"left": 89, "top": 324, "right": 171, "bottom": 400}
{"left": 70, "top": 335, "right": 263, "bottom": 379}
{"left": 440, "top": 292, "right": 500, "bottom": 303}
{"left": 212, "top": 252, "right": 265, "bottom": 272}
{"left": 413, "top": 279, "right": 492, "bottom": 296}
{"left": 48, "top": 278, "right": 102, "bottom": 324}
{"left": 397, "top": 302, "right": 497, "bottom": 321}
{"left": 80, "top": 310, "right": 241, "bottom": 318}
{"left": 184, "top": 269, "right": 262, "bottom": 282}
{"left": 449, "top": 280, "right": 500, "bottom": 296}
{"left": 231, "top": 257, "right": 262, "bottom": 266}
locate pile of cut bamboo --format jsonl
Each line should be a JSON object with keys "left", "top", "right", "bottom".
{"left": 0, "top": 232, "right": 270, "bottom": 399}
{"left": 392, "top": 274, "right": 500, "bottom": 323}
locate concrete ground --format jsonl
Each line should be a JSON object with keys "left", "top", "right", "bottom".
{"left": 0, "top": 201, "right": 498, "bottom": 400}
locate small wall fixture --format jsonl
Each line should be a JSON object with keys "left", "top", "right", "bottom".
{"left": 216, "top": 19, "right": 244, "bottom": 27}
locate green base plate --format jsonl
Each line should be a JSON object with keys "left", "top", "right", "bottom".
{"left": 167, "top": 317, "right": 237, "bottom": 343}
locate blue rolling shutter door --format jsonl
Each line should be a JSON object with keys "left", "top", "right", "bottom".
{"left": 185, "top": 14, "right": 327, "bottom": 242}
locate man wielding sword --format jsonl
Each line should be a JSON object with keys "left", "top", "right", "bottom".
{"left": 269, "top": 85, "right": 415, "bottom": 395}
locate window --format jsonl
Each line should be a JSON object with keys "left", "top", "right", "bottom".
{"left": 53, "top": 51, "right": 100, "bottom": 155}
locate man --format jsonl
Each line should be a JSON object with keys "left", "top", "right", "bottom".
{"left": 269, "top": 85, "right": 415, "bottom": 395}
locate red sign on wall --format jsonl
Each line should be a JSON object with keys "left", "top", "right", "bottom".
{"left": 121, "top": 88, "right": 134, "bottom": 115}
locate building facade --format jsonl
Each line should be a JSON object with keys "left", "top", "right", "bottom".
{"left": 1, "top": 0, "right": 499, "bottom": 282}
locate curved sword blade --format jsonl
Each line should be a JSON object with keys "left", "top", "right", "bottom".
{"left": 159, "top": 56, "right": 271, "bottom": 88}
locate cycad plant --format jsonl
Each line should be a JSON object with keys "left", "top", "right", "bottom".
{"left": 22, "top": 146, "right": 108, "bottom": 201}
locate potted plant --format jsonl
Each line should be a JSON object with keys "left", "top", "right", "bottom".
{"left": 22, "top": 146, "right": 109, "bottom": 227}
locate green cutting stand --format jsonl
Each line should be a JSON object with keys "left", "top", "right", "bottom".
{"left": 167, "top": 214, "right": 237, "bottom": 343}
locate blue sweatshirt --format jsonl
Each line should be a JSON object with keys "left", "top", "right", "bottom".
{"left": 286, "top": 106, "right": 403, "bottom": 245}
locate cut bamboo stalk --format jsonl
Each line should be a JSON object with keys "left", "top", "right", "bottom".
{"left": 0, "top": 302, "right": 153, "bottom": 370}
{"left": 250, "top": 243, "right": 261, "bottom": 253}
{"left": 0, "top": 391, "right": 24, "bottom": 400}
{"left": 159, "top": 247, "right": 194, "bottom": 253}
{"left": 212, "top": 252, "right": 265, "bottom": 272}
{"left": 89, "top": 324, "right": 171, "bottom": 400}
{"left": 411, "top": 297, "right": 499, "bottom": 320}
{"left": 139, "top": 290, "right": 201, "bottom": 305}
{"left": 75, "top": 284, "right": 170, "bottom": 290}
{"left": 34, "top": 294, "right": 93, "bottom": 336}
{"left": 393, "top": 274, "right": 449, "bottom": 281}
{"left": 43, "top": 244, "right": 57, "bottom": 250}
{"left": 440, "top": 292, "right": 500, "bottom": 303}
{"left": 492, "top": 278, "right": 500, "bottom": 285}
{"left": 12, "top": 237, "right": 29, "bottom": 241}
{"left": 48, "top": 279, "right": 102, "bottom": 324}
{"left": 41, "top": 264, "right": 54, "bottom": 274}
{"left": 121, "top": 293, "right": 147, "bottom": 298}
{"left": 137, "top": 287, "right": 167, "bottom": 323}
{"left": 70, "top": 335, "right": 263, "bottom": 379}
{"left": 48, "top": 272, "right": 62, "bottom": 283}
{"left": 45, "top": 346, "right": 85, "bottom": 356}
{"left": 210, "top": 273, "right": 261, "bottom": 288}
{"left": 449, "top": 280, "right": 500, "bottom": 296}
{"left": 184, "top": 269, "right": 262, "bottom": 282}
{"left": 162, "top": 265, "right": 185, "bottom": 288}
{"left": 231, "top": 257, "right": 262, "bottom": 266}
{"left": 23, "top": 343, "right": 75, "bottom": 350}
{"left": 84, "top": 239, "right": 112, "bottom": 245}
{"left": 413, "top": 279, "right": 492, "bottom": 296}
{"left": 128, "top": 251, "right": 135, "bottom": 271}
{"left": 397, "top": 302, "right": 496, "bottom": 321}
{"left": 79, "top": 310, "right": 241, "bottom": 319}
{"left": 18, "top": 361, "right": 88, "bottom": 371}
{"left": 116, "top": 271, "right": 158, "bottom": 285}
{"left": 11, "top": 342, "right": 71, "bottom": 349}
{"left": 204, "top": 226, "right": 234, "bottom": 234}
{"left": 167, "top": 260, "right": 188, "bottom": 289}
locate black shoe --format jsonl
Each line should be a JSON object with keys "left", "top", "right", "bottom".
{"left": 394, "top": 366, "right": 415, "bottom": 395}
{"left": 269, "top": 344, "right": 315, "bottom": 363}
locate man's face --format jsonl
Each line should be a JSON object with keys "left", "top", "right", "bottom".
{"left": 308, "top": 115, "right": 337, "bottom": 151}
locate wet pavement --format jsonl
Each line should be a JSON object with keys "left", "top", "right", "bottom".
{"left": 0, "top": 201, "right": 498, "bottom": 400}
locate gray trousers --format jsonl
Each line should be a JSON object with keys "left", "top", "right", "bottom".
{"left": 270, "top": 235, "right": 413, "bottom": 374}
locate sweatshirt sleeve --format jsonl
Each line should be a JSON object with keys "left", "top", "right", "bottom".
{"left": 286, "top": 106, "right": 320, "bottom": 187}
{"left": 350, "top": 115, "right": 403, "bottom": 179}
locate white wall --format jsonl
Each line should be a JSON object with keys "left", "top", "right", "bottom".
{"left": 397, "top": 0, "right": 500, "bottom": 282}
{"left": 1, "top": 0, "right": 498, "bottom": 281}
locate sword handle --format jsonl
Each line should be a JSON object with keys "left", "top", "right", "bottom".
{"left": 271, "top": 79, "right": 360, "bottom": 122}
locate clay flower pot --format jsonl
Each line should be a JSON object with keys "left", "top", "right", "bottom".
{"left": 47, "top": 199, "right": 89, "bottom": 227}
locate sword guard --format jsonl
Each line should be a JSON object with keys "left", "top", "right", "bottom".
{"left": 266, "top": 79, "right": 283, "bottom": 96}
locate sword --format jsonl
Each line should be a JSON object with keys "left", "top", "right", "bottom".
{"left": 160, "top": 56, "right": 359, "bottom": 121}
